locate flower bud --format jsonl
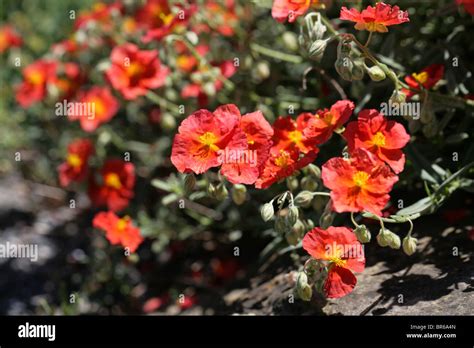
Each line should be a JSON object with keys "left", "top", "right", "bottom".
{"left": 184, "top": 174, "right": 196, "bottom": 194}
{"left": 282, "top": 31, "right": 299, "bottom": 52}
{"left": 312, "top": 195, "right": 326, "bottom": 212}
{"left": 376, "top": 229, "right": 390, "bottom": 247}
{"left": 379, "top": 229, "right": 401, "bottom": 249}
{"left": 207, "top": 182, "right": 216, "bottom": 198}
{"left": 367, "top": 65, "right": 386, "bottom": 81}
{"left": 161, "top": 113, "right": 176, "bottom": 131}
{"left": 310, "top": 14, "right": 327, "bottom": 41}
{"left": 231, "top": 184, "right": 247, "bottom": 205}
{"left": 387, "top": 231, "right": 401, "bottom": 249}
{"left": 296, "top": 272, "right": 312, "bottom": 301}
{"left": 319, "top": 213, "right": 334, "bottom": 229}
{"left": 306, "top": 164, "right": 321, "bottom": 179}
{"left": 335, "top": 57, "right": 354, "bottom": 81}
{"left": 354, "top": 224, "right": 371, "bottom": 243}
{"left": 294, "top": 191, "right": 314, "bottom": 207}
{"left": 301, "top": 177, "right": 319, "bottom": 191}
{"left": 214, "top": 183, "right": 228, "bottom": 201}
{"left": 274, "top": 215, "right": 288, "bottom": 234}
{"left": 292, "top": 219, "right": 306, "bottom": 238}
{"left": 389, "top": 89, "right": 407, "bottom": 105}
{"left": 287, "top": 206, "right": 299, "bottom": 226}
{"left": 202, "top": 82, "right": 216, "bottom": 97}
{"left": 402, "top": 235, "right": 418, "bottom": 256}
{"left": 309, "top": 39, "right": 327, "bottom": 59}
{"left": 351, "top": 58, "right": 365, "bottom": 81}
{"left": 285, "top": 230, "right": 299, "bottom": 246}
{"left": 260, "top": 203, "right": 274, "bottom": 222}
{"left": 255, "top": 61, "right": 270, "bottom": 80}
{"left": 286, "top": 176, "right": 299, "bottom": 191}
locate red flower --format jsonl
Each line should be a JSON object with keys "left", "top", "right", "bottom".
{"left": 255, "top": 148, "right": 318, "bottom": 189}
{"left": 105, "top": 43, "right": 169, "bottom": 100}
{"left": 402, "top": 64, "right": 445, "bottom": 99}
{"left": 89, "top": 159, "right": 135, "bottom": 212}
{"left": 344, "top": 109, "right": 410, "bottom": 174}
{"left": 203, "top": 0, "right": 238, "bottom": 36}
{"left": 175, "top": 43, "right": 209, "bottom": 73}
{"left": 304, "top": 100, "right": 355, "bottom": 144}
{"left": 142, "top": 297, "right": 163, "bottom": 313}
{"left": 302, "top": 226, "right": 365, "bottom": 298}
{"left": 68, "top": 86, "right": 120, "bottom": 132}
{"left": 321, "top": 149, "right": 398, "bottom": 216}
{"left": 272, "top": 114, "right": 317, "bottom": 154}
{"left": 53, "top": 62, "right": 83, "bottom": 100}
{"left": 171, "top": 104, "right": 247, "bottom": 175}
{"left": 340, "top": 2, "right": 409, "bottom": 32}
{"left": 58, "top": 139, "right": 94, "bottom": 187}
{"left": 181, "top": 60, "right": 237, "bottom": 107}
{"left": 75, "top": 1, "right": 123, "bottom": 30}
{"left": 220, "top": 110, "right": 274, "bottom": 185}
{"left": 456, "top": 0, "right": 474, "bottom": 15}
{"left": 272, "top": 0, "right": 316, "bottom": 23}
{"left": 93, "top": 211, "right": 143, "bottom": 252}
{"left": 0, "top": 25, "right": 22, "bottom": 53}
{"left": 16, "top": 59, "right": 58, "bottom": 108}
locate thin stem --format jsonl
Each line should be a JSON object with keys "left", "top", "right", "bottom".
{"left": 350, "top": 212, "right": 360, "bottom": 228}
{"left": 364, "top": 31, "right": 373, "bottom": 47}
{"left": 145, "top": 91, "right": 180, "bottom": 114}
{"left": 250, "top": 43, "right": 303, "bottom": 64}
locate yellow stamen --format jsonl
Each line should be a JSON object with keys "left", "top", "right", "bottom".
{"left": 89, "top": 97, "right": 106, "bottom": 118}
{"left": 353, "top": 171, "right": 369, "bottom": 187}
{"left": 288, "top": 130, "right": 303, "bottom": 144}
{"left": 330, "top": 257, "right": 347, "bottom": 268}
{"left": 105, "top": 173, "right": 122, "bottom": 189}
{"left": 126, "top": 62, "right": 144, "bottom": 78}
{"left": 412, "top": 71, "right": 429, "bottom": 84}
{"left": 27, "top": 71, "right": 44, "bottom": 85}
{"left": 372, "top": 132, "right": 386, "bottom": 147}
{"left": 116, "top": 216, "right": 130, "bottom": 231}
{"left": 274, "top": 151, "right": 290, "bottom": 168}
{"left": 67, "top": 153, "right": 82, "bottom": 168}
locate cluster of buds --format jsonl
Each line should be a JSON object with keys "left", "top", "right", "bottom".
{"left": 299, "top": 13, "right": 330, "bottom": 61}
{"left": 334, "top": 38, "right": 365, "bottom": 81}
{"left": 376, "top": 228, "right": 401, "bottom": 249}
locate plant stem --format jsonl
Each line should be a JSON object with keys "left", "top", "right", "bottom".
{"left": 250, "top": 43, "right": 303, "bottom": 64}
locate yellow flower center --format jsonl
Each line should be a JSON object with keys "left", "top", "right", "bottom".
{"left": 116, "top": 216, "right": 130, "bottom": 231}
{"left": 372, "top": 132, "right": 386, "bottom": 147}
{"left": 274, "top": 151, "right": 290, "bottom": 168}
{"left": 198, "top": 132, "right": 220, "bottom": 153}
{"left": 321, "top": 112, "right": 334, "bottom": 125}
{"left": 89, "top": 97, "right": 106, "bottom": 118}
{"left": 412, "top": 71, "right": 429, "bottom": 84}
{"left": 363, "top": 21, "right": 388, "bottom": 32}
{"left": 27, "top": 71, "right": 44, "bottom": 85}
{"left": 126, "top": 62, "right": 144, "bottom": 78}
{"left": 330, "top": 257, "right": 347, "bottom": 268}
{"left": 105, "top": 173, "right": 122, "bottom": 189}
{"left": 67, "top": 153, "right": 82, "bottom": 168}
{"left": 353, "top": 171, "right": 369, "bottom": 187}
{"left": 288, "top": 130, "right": 303, "bottom": 145}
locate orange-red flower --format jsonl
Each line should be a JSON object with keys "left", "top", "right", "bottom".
{"left": 220, "top": 110, "right": 274, "bottom": 185}
{"left": 255, "top": 148, "right": 318, "bottom": 189}
{"left": 302, "top": 226, "right": 365, "bottom": 298}
{"left": 105, "top": 43, "right": 169, "bottom": 100}
{"left": 0, "top": 25, "right": 22, "bottom": 53}
{"left": 58, "top": 139, "right": 94, "bottom": 187}
{"left": 93, "top": 211, "right": 143, "bottom": 252}
{"left": 16, "top": 59, "right": 58, "bottom": 108}
{"left": 272, "top": 114, "right": 317, "bottom": 154}
{"left": 53, "top": 62, "right": 84, "bottom": 101}
{"left": 344, "top": 109, "right": 410, "bottom": 174}
{"left": 456, "top": 0, "right": 474, "bottom": 15}
{"left": 202, "top": 0, "right": 238, "bottom": 36}
{"left": 304, "top": 100, "right": 355, "bottom": 144}
{"left": 171, "top": 104, "right": 247, "bottom": 175}
{"left": 75, "top": 1, "right": 123, "bottom": 30}
{"left": 68, "top": 86, "right": 120, "bottom": 132}
{"left": 402, "top": 64, "right": 445, "bottom": 99}
{"left": 321, "top": 149, "right": 398, "bottom": 216}
{"left": 271, "top": 0, "right": 317, "bottom": 23}
{"left": 89, "top": 159, "right": 135, "bottom": 212}
{"left": 340, "top": 2, "right": 409, "bottom": 32}
{"left": 174, "top": 42, "right": 209, "bottom": 73}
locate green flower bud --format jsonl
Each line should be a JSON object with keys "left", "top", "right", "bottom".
{"left": 309, "top": 39, "right": 328, "bottom": 59}
{"left": 214, "top": 183, "right": 228, "bottom": 201}
{"left": 367, "top": 65, "right": 386, "bottom": 81}
{"left": 286, "top": 176, "right": 299, "bottom": 191}
{"left": 255, "top": 61, "right": 270, "bottom": 80}
{"left": 301, "top": 177, "right": 319, "bottom": 191}
{"left": 202, "top": 82, "right": 216, "bottom": 97}
{"left": 184, "top": 174, "right": 196, "bottom": 194}
{"left": 319, "top": 213, "right": 334, "bottom": 229}
{"left": 161, "top": 113, "right": 176, "bottom": 131}
{"left": 287, "top": 206, "right": 299, "bottom": 226}
{"left": 310, "top": 14, "right": 327, "bottom": 41}
{"left": 388, "top": 232, "right": 401, "bottom": 249}
{"left": 389, "top": 89, "right": 407, "bottom": 105}
{"left": 354, "top": 224, "right": 371, "bottom": 243}
{"left": 282, "top": 31, "right": 299, "bottom": 52}
{"left": 231, "top": 184, "right": 247, "bottom": 205}
{"left": 207, "top": 182, "right": 216, "bottom": 198}
{"left": 260, "top": 203, "right": 274, "bottom": 222}
{"left": 305, "top": 219, "right": 315, "bottom": 230}
{"left": 274, "top": 215, "right": 288, "bottom": 234}
{"left": 402, "top": 235, "right": 418, "bottom": 256}
{"left": 306, "top": 164, "right": 321, "bottom": 179}
{"left": 351, "top": 58, "right": 365, "bottom": 81}
{"left": 312, "top": 195, "right": 327, "bottom": 212}
{"left": 296, "top": 272, "right": 312, "bottom": 301}
{"left": 379, "top": 229, "right": 401, "bottom": 249}
{"left": 376, "top": 229, "right": 390, "bottom": 247}
{"left": 285, "top": 230, "right": 299, "bottom": 246}
{"left": 294, "top": 190, "right": 314, "bottom": 207}
{"left": 335, "top": 56, "right": 354, "bottom": 81}
{"left": 292, "top": 219, "right": 306, "bottom": 238}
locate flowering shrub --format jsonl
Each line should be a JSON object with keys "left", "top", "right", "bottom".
{"left": 1, "top": 0, "right": 473, "bottom": 313}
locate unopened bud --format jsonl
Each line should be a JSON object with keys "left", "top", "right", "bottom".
{"left": 261, "top": 203, "right": 275, "bottom": 222}
{"left": 287, "top": 206, "right": 299, "bottom": 226}
{"left": 309, "top": 39, "right": 328, "bottom": 59}
{"left": 335, "top": 57, "right": 354, "bottom": 81}
{"left": 161, "top": 113, "right": 176, "bottom": 130}
{"left": 286, "top": 176, "right": 299, "bottom": 191}
{"left": 231, "top": 184, "right": 247, "bottom": 205}
{"left": 301, "top": 177, "right": 318, "bottom": 191}
{"left": 294, "top": 191, "right": 314, "bottom": 207}
{"left": 292, "top": 219, "right": 306, "bottom": 238}
{"left": 319, "top": 213, "right": 334, "bottom": 229}
{"left": 285, "top": 230, "right": 299, "bottom": 246}
{"left": 367, "top": 65, "right": 386, "bottom": 81}
{"left": 351, "top": 58, "right": 365, "bottom": 81}
{"left": 214, "top": 183, "right": 228, "bottom": 201}
{"left": 378, "top": 229, "right": 401, "bottom": 249}
{"left": 402, "top": 235, "right": 418, "bottom": 256}
{"left": 202, "top": 82, "right": 216, "bottom": 97}
{"left": 310, "top": 15, "right": 327, "bottom": 40}
{"left": 296, "top": 272, "right": 312, "bottom": 301}
{"left": 282, "top": 31, "right": 299, "bottom": 52}
{"left": 376, "top": 229, "right": 389, "bottom": 247}
{"left": 389, "top": 89, "right": 407, "bottom": 105}
{"left": 184, "top": 174, "right": 196, "bottom": 194}
{"left": 207, "top": 182, "right": 216, "bottom": 198}
{"left": 274, "top": 215, "right": 288, "bottom": 234}
{"left": 354, "top": 224, "right": 371, "bottom": 243}
{"left": 306, "top": 164, "right": 321, "bottom": 179}
{"left": 255, "top": 61, "right": 270, "bottom": 80}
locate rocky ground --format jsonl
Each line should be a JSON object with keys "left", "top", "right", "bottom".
{"left": 0, "top": 174, "right": 472, "bottom": 315}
